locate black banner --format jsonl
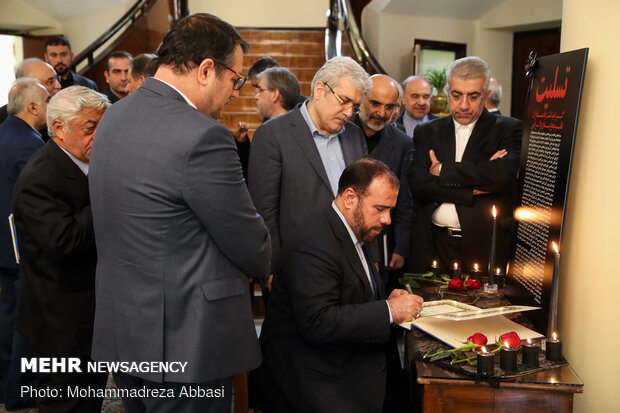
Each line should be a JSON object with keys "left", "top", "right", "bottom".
{"left": 505, "top": 48, "right": 588, "bottom": 335}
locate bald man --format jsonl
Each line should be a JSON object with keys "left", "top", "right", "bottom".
{"left": 352, "top": 74, "right": 413, "bottom": 284}
{"left": 0, "top": 58, "right": 61, "bottom": 141}
{"left": 395, "top": 76, "right": 437, "bottom": 138}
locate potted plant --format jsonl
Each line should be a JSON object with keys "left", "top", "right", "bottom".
{"left": 424, "top": 67, "right": 448, "bottom": 114}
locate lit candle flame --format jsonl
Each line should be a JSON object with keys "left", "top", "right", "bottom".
{"left": 553, "top": 331, "right": 558, "bottom": 340}
{"left": 527, "top": 338, "right": 532, "bottom": 344}
{"left": 552, "top": 241, "right": 559, "bottom": 254}
{"left": 481, "top": 346, "right": 487, "bottom": 353}
{"left": 496, "top": 267, "right": 500, "bottom": 275}
{"left": 504, "top": 341, "right": 510, "bottom": 349}
{"left": 474, "top": 263, "right": 479, "bottom": 271}
{"left": 492, "top": 205, "right": 497, "bottom": 218}
{"left": 432, "top": 260, "right": 437, "bottom": 268}
{"left": 453, "top": 262, "right": 458, "bottom": 269}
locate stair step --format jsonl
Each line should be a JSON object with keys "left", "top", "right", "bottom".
{"left": 244, "top": 55, "right": 325, "bottom": 70}
{"left": 248, "top": 42, "right": 324, "bottom": 56}
{"left": 239, "top": 30, "right": 324, "bottom": 43}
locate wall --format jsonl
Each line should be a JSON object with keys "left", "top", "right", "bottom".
{"left": 189, "top": 0, "right": 327, "bottom": 28}
{"left": 362, "top": 0, "right": 562, "bottom": 115}
{"left": 558, "top": 0, "right": 620, "bottom": 411}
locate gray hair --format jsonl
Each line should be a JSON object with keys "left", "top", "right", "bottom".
{"left": 47, "top": 86, "right": 110, "bottom": 137}
{"left": 310, "top": 56, "right": 371, "bottom": 99}
{"left": 15, "top": 58, "right": 46, "bottom": 78}
{"left": 446, "top": 56, "right": 491, "bottom": 92}
{"left": 488, "top": 79, "right": 502, "bottom": 106}
{"left": 258, "top": 66, "right": 301, "bottom": 111}
{"left": 446, "top": 57, "right": 490, "bottom": 91}
{"left": 402, "top": 75, "right": 430, "bottom": 90}
{"left": 394, "top": 81, "right": 404, "bottom": 105}
{"left": 6, "top": 78, "right": 47, "bottom": 115}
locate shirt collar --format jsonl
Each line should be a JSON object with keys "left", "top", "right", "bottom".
{"left": 331, "top": 202, "right": 362, "bottom": 247}
{"left": 404, "top": 111, "right": 428, "bottom": 123}
{"left": 152, "top": 78, "right": 197, "bottom": 109}
{"left": 453, "top": 117, "right": 478, "bottom": 132}
{"left": 57, "top": 145, "right": 89, "bottom": 175}
{"left": 300, "top": 101, "right": 345, "bottom": 139}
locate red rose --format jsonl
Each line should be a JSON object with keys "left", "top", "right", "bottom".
{"left": 499, "top": 331, "right": 521, "bottom": 348}
{"left": 467, "top": 333, "right": 488, "bottom": 350}
{"left": 448, "top": 278, "right": 463, "bottom": 291}
{"left": 465, "top": 279, "right": 482, "bottom": 290}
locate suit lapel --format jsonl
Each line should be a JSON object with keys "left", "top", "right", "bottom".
{"left": 376, "top": 128, "right": 396, "bottom": 165}
{"left": 288, "top": 108, "right": 333, "bottom": 194}
{"left": 326, "top": 206, "right": 376, "bottom": 300}
{"left": 438, "top": 116, "right": 456, "bottom": 161}
{"left": 48, "top": 141, "right": 89, "bottom": 199}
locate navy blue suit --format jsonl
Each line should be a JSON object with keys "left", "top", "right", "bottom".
{"left": 60, "top": 71, "right": 98, "bottom": 91}
{"left": 0, "top": 115, "right": 43, "bottom": 409}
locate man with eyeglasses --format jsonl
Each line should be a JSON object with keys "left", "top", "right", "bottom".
{"left": 89, "top": 13, "right": 271, "bottom": 413}
{"left": 0, "top": 58, "right": 61, "bottom": 142}
{"left": 407, "top": 56, "right": 522, "bottom": 277}
{"left": 249, "top": 56, "right": 371, "bottom": 285}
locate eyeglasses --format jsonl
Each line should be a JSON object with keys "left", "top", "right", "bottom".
{"left": 448, "top": 91, "right": 482, "bottom": 103}
{"left": 215, "top": 61, "right": 246, "bottom": 90}
{"left": 324, "top": 83, "right": 360, "bottom": 113}
{"left": 254, "top": 86, "right": 270, "bottom": 94}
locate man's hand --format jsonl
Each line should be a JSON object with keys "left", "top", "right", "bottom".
{"left": 429, "top": 149, "right": 442, "bottom": 176}
{"left": 232, "top": 121, "right": 249, "bottom": 142}
{"left": 387, "top": 290, "right": 424, "bottom": 324}
{"left": 388, "top": 253, "right": 405, "bottom": 270}
{"left": 490, "top": 149, "right": 507, "bottom": 160}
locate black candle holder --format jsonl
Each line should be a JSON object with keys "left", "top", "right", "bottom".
{"left": 522, "top": 341, "right": 540, "bottom": 367}
{"left": 545, "top": 338, "right": 562, "bottom": 361}
{"left": 477, "top": 349, "right": 494, "bottom": 376}
{"left": 500, "top": 345, "right": 518, "bottom": 371}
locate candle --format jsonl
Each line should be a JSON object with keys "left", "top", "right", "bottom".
{"left": 545, "top": 332, "right": 563, "bottom": 361}
{"left": 477, "top": 346, "right": 494, "bottom": 376}
{"left": 522, "top": 338, "right": 540, "bottom": 367}
{"left": 471, "top": 263, "right": 481, "bottom": 281}
{"left": 500, "top": 341, "right": 518, "bottom": 371}
{"left": 496, "top": 267, "right": 506, "bottom": 289}
{"left": 547, "top": 242, "right": 560, "bottom": 338}
{"left": 488, "top": 205, "right": 497, "bottom": 285}
{"left": 452, "top": 262, "right": 461, "bottom": 279}
{"left": 430, "top": 259, "right": 439, "bottom": 276}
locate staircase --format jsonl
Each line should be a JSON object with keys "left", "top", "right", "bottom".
{"left": 219, "top": 29, "right": 327, "bottom": 138}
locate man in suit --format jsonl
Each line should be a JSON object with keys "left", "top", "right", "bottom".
{"left": 395, "top": 76, "right": 437, "bottom": 137}
{"left": 0, "top": 59, "right": 61, "bottom": 137}
{"left": 0, "top": 78, "right": 48, "bottom": 410}
{"left": 485, "top": 77, "right": 503, "bottom": 115}
{"left": 102, "top": 50, "right": 132, "bottom": 103}
{"left": 407, "top": 56, "right": 522, "bottom": 275}
{"left": 258, "top": 159, "right": 423, "bottom": 413}
{"left": 249, "top": 56, "right": 371, "bottom": 279}
{"left": 44, "top": 35, "right": 98, "bottom": 91}
{"left": 13, "top": 86, "right": 110, "bottom": 413}
{"left": 89, "top": 14, "right": 271, "bottom": 413}
{"left": 352, "top": 74, "right": 413, "bottom": 286}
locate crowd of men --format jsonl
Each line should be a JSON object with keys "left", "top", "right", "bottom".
{"left": 0, "top": 12, "right": 522, "bottom": 413}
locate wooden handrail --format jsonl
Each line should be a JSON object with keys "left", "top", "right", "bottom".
{"left": 326, "top": 0, "right": 386, "bottom": 75}
{"left": 72, "top": 0, "right": 152, "bottom": 70}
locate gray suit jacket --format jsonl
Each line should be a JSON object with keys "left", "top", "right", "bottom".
{"left": 248, "top": 105, "right": 367, "bottom": 272}
{"left": 89, "top": 78, "right": 271, "bottom": 383}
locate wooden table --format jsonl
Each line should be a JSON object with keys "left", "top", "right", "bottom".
{"left": 412, "top": 358, "right": 582, "bottom": 413}
{"left": 403, "top": 285, "right": 583, "bottom": 412}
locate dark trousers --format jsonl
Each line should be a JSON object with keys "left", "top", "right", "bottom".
{"left": 432, "top": 227, "right": 463, "bottom": 274}
{"left": 113, "top": 372, "right": 232, "bottom": 413}
{"left": 0, "top": 268, "right": 37, "bottom": 409}
{"left": 35, "top": 356, "right": 107, "bottom": 413}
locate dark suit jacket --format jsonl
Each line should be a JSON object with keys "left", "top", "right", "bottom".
{"left": 14, "top": 141, "right": 96, "bottom": 357}
{"left": 395, "top": 111, "right": 438, "bottom": 135}
{"left": 248, "top": 105, "right": 367, "bottom": 272}
{"left": 89, "top": 78, "right": 271, "bottom": 383}
{"left": 407, "top": 109, "right": 523, "bottom": 272}
{"left": 60, "top": 71, "right": 98, "bottom": 91}
{"left": 259, "top": 205, "right": 390, "bottom": 413}
{"left": 353, "top": 115, "right": 413, "bottom": 258}
{"left": 0, "top": 116, "right": 44, "bottom": 270}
